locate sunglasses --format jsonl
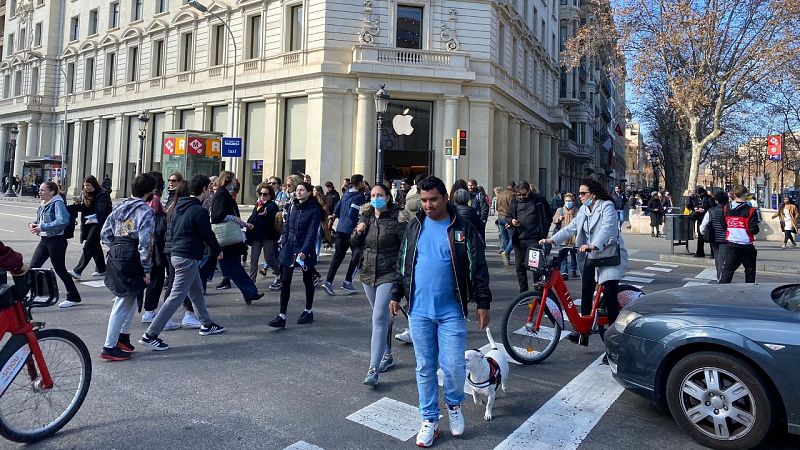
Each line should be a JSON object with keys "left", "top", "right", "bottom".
{"left": 578, "top": 191, "right": 590, "bottom": 196}
{"left": 168, "top": 178, "right": 179, "bottom": 182}
{"left": 259, "top": 192, "right": 269, "bottom": 196}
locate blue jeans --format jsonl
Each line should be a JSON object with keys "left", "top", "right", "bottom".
{"left": 617, "top": 210, "right": 625, "bottom": 228}
{"left": 218, "top": 251, "right": 259, "bottom": 299}
{"left": 409, "top": 314, "right": 467, "bottom": 422}
{"left": 560, "top": 251, "right": 578, "bottom": 274}
{"left": 497, "top": 217, "right": 514, "bottom": 254}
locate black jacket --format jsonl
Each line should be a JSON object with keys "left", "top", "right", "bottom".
{"left": 705, "top": 205, "right": 727, "bottom": 243}
{"left": 391, "top": 204, "right": 492, "bottom": 317}
{"left": 278, "top": 198, "right": 323, "bottom": 267}
{"left": 611, "top": 192, "right": 627, "bottom": 210}
{"left": 170, "top": 197, "right": 222, "bottom": 260}
{"left": 324, "top": 190, "right": 340, "bottom": 214}
{"left": 455, "top": 204, "right": 483, "bottom": 233}
{"left": 247, "top": 200, "right": 280, "bottom": 241}
{"left": 210, "top": 188, "right": 246, "bottom": 254}
{"left": 509, "top": 192, "right": 553, "bottom": 242}
{"left": 77, "top": 188, "right": 112, "bottom": 243}
{"left": 470, "top": 190, "right": 489, "bottom": 224}
{"left": 152, "top": 210, "right": 167, "bottom": 267}
{"left": 688, "top": 193, "right": 715, "bottom": 220}
{"left": 351, "top": 205, "right": 405, "bottom": 286}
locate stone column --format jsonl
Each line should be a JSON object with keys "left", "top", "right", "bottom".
{"left": 14, "top": 122, "right": 28, "bottom": 180}
{"left": 508, "top": 117, "right": 520, "bottom": 182}
{"left": 551, "top": 137, "right": 560, "bottom": 194}
{"left": 110, "top": 115, "right": 126, "bottom": 198}
{"left": 68, "top": 121, "right": 85, "bottom": 196}
{"left": 305, "top": 88, "right": 346, "bottom": 187}
{"left": 193, "top": 103, "right": 208, "bottom": 130}
{"left": 0, "top": 126, "right": 8, "bottom": 182}
{"left": 262, "top": 94, "right": 281, "bottom": 178}
{"left": 90, "top": 118, "right": 104, "bottom": 177}
{"left": 353, "top": 89, "right": 374, "bottom": 180}
{"left": 443, "top": 96, "right": 460, "bottom": 188}
{"left": 25, "top": 120, "right": 40, "bottom": 157}
{"left": 468, "top": 99, "right": 493, "bottom": 188}
{"left": 519, "top": 123, "right": 530, "bottom": 182}
{"left": 539, "top": 132, "right": 550, "bottom": 196}
{"left": 531, "top": 128, "right": 540, "bottom": 191}
{"left": 493, "top": 110, "right": 508, "bottom": 185}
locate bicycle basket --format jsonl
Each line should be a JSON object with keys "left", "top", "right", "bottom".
{"left": 24, "top": 268, "right": 59, "bottom": 308}
{"left": 526, "top": 247, "right": 548, "bottom": 274}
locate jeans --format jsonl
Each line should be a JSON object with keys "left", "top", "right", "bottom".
{"left": 147, "top": 256, "right": 214, "bottom": 337}
{"left": 31, "top": 236, "right": 81, "bottom": 301}
{"left": 363, "top": 283, "right": 394, "bottom": 369}
{"left": 326, "top": 231, "right": 360, "bottom": 284}
{"left": 560, "top": 251, "right": 578, "bottom": 275}
{"left": 248, "top": 238, "right": 280, "bottom": 282}
{"left": 74, "top": 225, "right": 106, "bottom": 274}
{"left": 497, "top": 218, "right": 514, "bottom": 255}
{"left": 717, "top": 243, "right": 757, "bottom": 283}
{"left": 617, "top": 210, "right": 625, "bottom": 229}
{"left": 219, "top": 251, "right": 259, "bottom": 300}
{"left": 104, "top": 293, "right": 138, "bottom": 348}
{"left": 409, "top": 314, "right": 467, "bottom": 422}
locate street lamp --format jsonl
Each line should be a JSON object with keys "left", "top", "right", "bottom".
{"left": 650, "top": 149, "right": 660, "bottom": 191}
{"left": 374, "top": 84, "right": 390, "bottom": 185}
{"left": 4, "top": 126, "right": 20, "bottom": 197}
{"left": 136, "top": 112, "right": 148, "bottom": 175}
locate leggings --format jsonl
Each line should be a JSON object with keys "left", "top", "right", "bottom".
{"left": 279, "top": 264, "right": 315, "bottom": 315}
{"left": 31, "top": 236, "right": 81, "bottom": 301}
{"left": 580, "top": 263, "right": 620, "bottom": 324}
{"left": 785, "top": 230, "right": 796, "bottom": 245}
{"left": 363, "top": 283, "right": 394, "bottom": 369}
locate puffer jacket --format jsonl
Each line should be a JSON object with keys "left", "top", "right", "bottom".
{"left": 391, "top": 204, "right": 492, "bottom": 317}
{"left": 351, "top": 205, "right": 405, "bottom": 286}
{"left": 278, "top": 198, "right": 323, "bottom": 267}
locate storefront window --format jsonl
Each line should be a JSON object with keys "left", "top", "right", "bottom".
{"left": 382, "top": 99, "right": 432, "bottom": 181}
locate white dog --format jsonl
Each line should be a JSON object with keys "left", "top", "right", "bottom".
{"left": 464, "top": 327, "right": 509, "bottom": 421}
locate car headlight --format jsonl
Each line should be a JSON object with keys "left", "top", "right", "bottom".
{"left": 613, "top": 310, "right": 642, "bottom": 333}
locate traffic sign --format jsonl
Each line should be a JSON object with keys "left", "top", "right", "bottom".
{"left": 221, "top": 137, "right": 243, "bottom": 157}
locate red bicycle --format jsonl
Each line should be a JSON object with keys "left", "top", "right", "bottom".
{"left": 0, "top": 268, "right": 92, "bottom": 443}
{"left": 502, "top": 246, "right": 641, "bottom": 364}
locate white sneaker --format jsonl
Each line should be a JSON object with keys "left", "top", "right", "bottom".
{"left": 394, "top": 329, "right": 413, "bottom": 344}
{"left": 181, "top": 311, "right": 202, "bottom": 329}
{"left": 415, "top": 421, "right": 439, "bottom": 447}
{"left": 162, "top": 319, "right": 182, "bottom": 331}
{"left": 92, "top": 271, "right": 105, "bottom": 277}
{"left": 447, "top": 405, "right": 465, "bottom": 436}
{"left": 58, "top": 300, "right": 81, "bottom": 308}
{"left": 67, "top": 270, "right": 81, "bottom": 280}
{"left": 141, "top": 310, "right": 156, "bottom": 323}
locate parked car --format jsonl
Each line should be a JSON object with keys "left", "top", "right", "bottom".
{"left": 604, "top": 283, "right": 800, "bottom": 449}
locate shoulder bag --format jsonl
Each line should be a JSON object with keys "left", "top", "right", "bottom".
{"left": 211, "top": 221, "right": 244, "bottom": 247}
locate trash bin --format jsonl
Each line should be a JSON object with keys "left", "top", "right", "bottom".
{"left": 664, "top": 214, "right": 694, "bottom": 254}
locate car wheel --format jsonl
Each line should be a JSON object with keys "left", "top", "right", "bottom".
{"left": 666, "top": 351, "right": 773, "bottom": 450}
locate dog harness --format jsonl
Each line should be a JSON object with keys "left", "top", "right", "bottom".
{"left": 467, "top": 357, "right": 502, "bottom": 390}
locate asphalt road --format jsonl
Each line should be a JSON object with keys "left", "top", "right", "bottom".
{"left": 0, "top": 201, "right": 798, "bottom": 449}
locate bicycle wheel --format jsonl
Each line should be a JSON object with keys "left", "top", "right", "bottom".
{"left": 502, "top": 290, "right": 563, "bottom": 364}
{"left": 0, "top": 329, "right": 92, "bottom": 443}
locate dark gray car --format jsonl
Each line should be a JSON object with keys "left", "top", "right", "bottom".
{"left": 605, "top": 283, "right": 800, "bottom": 449}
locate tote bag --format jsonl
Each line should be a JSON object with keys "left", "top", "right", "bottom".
{"left": 211, "top": 221, "right": 244, "bottom": 247}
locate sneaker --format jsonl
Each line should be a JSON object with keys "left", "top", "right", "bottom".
{"left": 116, "top": 333, "right": 135, "bottom": 352}
{"left": 782, "top": 244, "right": 787, "bottom": 249}
{"left": 163, "top": 319, "right": 182, "bottom": 331}
{"left": 395, "top": 329, "right": 413, "bottom": 344}
{"left": 58, "top": 300, "right": 81, "bottom": 308}
{"left": 67, "top": 269, "right": 81, "bottom": 280}
{"left": 216, "top": 279, "right": 231, "bottom": 290}
{"left": 92, "top": 271, "right": 105, "bottom": 277}
{"left": 571, "top": 271, "right": 579, "bottom": 278}
{"left": 313, "top": 273, "right": 323, "bottom": 287}
{"left": 500, "top": 251, "right": 510, "bottom": 266}
{"left": 363, "top": 367, "right": 379, "bottom": 386}
{"left": 181, "top": 311, "right": 202, "bottom": 329}
{"left": 323, "top": 281, "right": 336, "bottom": 296}
{"left": 138, "top": 334, "right": 170, "bottom": 351}
{"left": 341, "top": 281, "right": 358, "bottom": 293}
{"left": 199, "top": 322, "right": 225, "bottom": 336}
{"left": 415, "top": 421, "right": 439, "bottom": 447}
{"left": 268, "top": 315, "right": 286, "bottom": 328}
{"left": 258, "top": 267, "right": 267, "bottom": 276}
{"left": 244, "top": 292, "right": 264, "bottom": 305}
{"left": 100, "top": 346, "right": 131, "bottom": 361}
{"left": 269, "top": 279, "right": 283, "bottom": 291}
{"left": 297, "top": 311, "right": 314, "bottom": 324}
{"left": 447, "top": 405, "right": 465, "bottom": 436}
{"left": 141, "top": 310, "right": 156, "bottom": 323}
{"left": 378, "top": 354, "right": 395, "bottom": 373}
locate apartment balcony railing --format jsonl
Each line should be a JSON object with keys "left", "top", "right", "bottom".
{"left": 559, "top": 138, "right": 593, "bottom": 160}
{"left": 350, "top": 45, "right": 473, "bottom": 80}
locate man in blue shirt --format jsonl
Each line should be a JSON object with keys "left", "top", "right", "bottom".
{"left": 391, "top": 176, "right": 491, "bottom": 447}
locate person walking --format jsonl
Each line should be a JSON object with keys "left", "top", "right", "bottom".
{"left": 269, "top": 182, "right": 323, "bottom": 328}
{"left": 699, "top": 191, "right": 730, "bottom": 277}
{"left": 389, "top": 176, "right": 491, "bottom": 447}
{"left": 541, "top": 178, "right": 629, "bottom": 350}
{"left": 69, "top": 175, "right": 112, "bottom": 279}
{"left": 210, "top": 171, "right": 263, "bottom": 304}
{"left": 772, "top": 197, "right": 798, "bottom": 248}
{"left": 99, "top": 173, "right": 157, "bottom": 361}
{"left": 322, "top": 174, "right": 366, "bottom": 295}
{"left": 351, "top": 184, "right": 405, "bottom": 386}
{"left": 452, "top": 189, "right": 483, "bottom": 232}
{"left": 717, "top": 185, "right": 760, "bottom": 284}
{"left": 102, "top": 174, "right": 112, "bottom": 191}
{"left": 247, "top": 183, "right": 281, "bottom": 284}
{"left": 395, "top": 178, "right": 411, "bottom": 210}
{"left": 399, "top": 174, "right": 424, "bottom": 223}
{"left": 29, "top": 181, "right": 82, "bottom": 308}
{"left": 553, "top": 193, "right": 579, "bottom": 279}
{"left": 611, "top": 185, "right": 627, "bottom": 230}
{"left": 495, "top": 184, "right": 516, "bottom": 265}
{"left": 647, "top": 192, "right": 665, "bottom": 237}
{"left": 324, "top": 181, "right": 341, "bottom": 218}
{"left": 139, "top": 174, "right": 226, "bottom": 351}
{"left": 508, "top": 181, "right": 553, "bottom": 293}
{"left": 467, "top": 179, "right": 489, "bottom": 236}
{"left": 688, "top": 187, "right": 716, "bottom": 257}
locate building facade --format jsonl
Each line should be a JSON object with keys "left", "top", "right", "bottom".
{"left": 1, "top": 0, "right": 623, "bottom": 203}
{"left": 624, "top": 121, "right": 644, "bottom": 190}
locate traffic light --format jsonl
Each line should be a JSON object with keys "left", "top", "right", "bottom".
{"left": 457, "top": 129, "right": 467, "bottom": 156}
{"left": 445, "top": 138, "right": 453, "bottom": 156}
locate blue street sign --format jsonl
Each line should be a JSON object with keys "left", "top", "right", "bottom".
{"left": 221, "top": 137, "right": 243, "bottom": 157}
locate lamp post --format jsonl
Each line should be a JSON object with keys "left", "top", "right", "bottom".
{"left": 4, "top": 126, "right": 19, "bottom": 197}
{"left": 650, "top": 149, "right": 660, "bottom": 191}
{"left": 373, "top": 84, "right": 390, "bottom": 185}
{"left": 136, "top": 112, "right": 148, "bottom": 175}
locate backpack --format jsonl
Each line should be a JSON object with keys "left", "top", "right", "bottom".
{"left": 61, "top": 195, "right": 78, "bottom": 240}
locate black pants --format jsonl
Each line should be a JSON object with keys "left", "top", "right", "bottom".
{"left": 279, "top": 264, "right": 315, "bottom": 315}
{"left": 581, "top": 264, "right": 620, "bottom": 324}
{"left": 784, "top": 230, "right": 796, "bottom": 245}
{"left": 710, "top": 242, "right": 721, "bottom": 276}
{"left": 695, "top": 219, "right": 707, "bottom": 256}
{"left": 718, "top": 243, "right": 757, "bottom": 283}
{"left": 512, "top": 239, "right": 540, "bottom": 292}
{"left": 142, "top": 262, "right": 166, "bottom": 312}
{"left": 325, "top": 231, "right": 359, "bottom": 284}
{"left": 73, "top": 226, "right": 106, "bottom": 274}
{"left": 31, "top": 236, "right": 81, "bottom": 302}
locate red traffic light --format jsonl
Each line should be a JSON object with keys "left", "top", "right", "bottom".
{"left": 459, "top": 130, "right": 467, "bottom": 139}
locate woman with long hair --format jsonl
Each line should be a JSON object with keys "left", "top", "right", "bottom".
{"left": 151, "top": 180, "right": 190, "bottom": 329}
{"left": 210, "top": 171, "right": 263, "bottom": 304}
{"left": 773, "top": 196, "right": 799, "bottom": 248}
{"left": 247, "top": 183, "right": 281, "bottom": 283}
{"left": 69, "top": 175, "right": 112, "bottom": 279}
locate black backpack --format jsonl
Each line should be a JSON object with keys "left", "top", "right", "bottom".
{"left": 61, "top": 194, "right": 78, "bottom": 240}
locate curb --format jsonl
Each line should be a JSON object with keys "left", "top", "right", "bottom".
{"left": 659, "top": 254, "right": 800, "bottom": 276}
{"left": 0, "top": 196, "right": 42, "bottom": 204}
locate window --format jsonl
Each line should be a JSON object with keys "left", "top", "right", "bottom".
{"left": 179, "top": 33, "right": 194, "bottom": 72}
{"left": 151, "top": 39, "right": 165, "bottom": 77}
{"left": 211, "top": 24, "right": 225, "bottom": 66}
{"left": 289, "top": 6, "right": 302, "bottom": 51}
{"left": 498, "top": 24, "right": 505, "bottom": 67}
{"left": 37, "top": 0, "right": 44, "bottom": 5}
{"left": 9, "top": 1, "right": 17, "bottom": 16}
{"left": 85, "top": 57, "right": 95, "bottom": 90}
{"left": 284, "top": 97, "right": 308, "bottom": 173}
{"left": 132, "top": 0, "right": 143, "bottom": 21}
{"left": 179, "top": 109, "right": 195, "bottom": 129}
{"left": 523, "top": 49, "right": 529, "bottom": 87}
{"left": 396, "top": 5, "right": 423, "bottom": 49}
{"left": 560, "top": 20, "right": 567, "bottom": 52}
{"left": 34, "top": 22, "right": 43, "bottom": 46}
{"left": 523, "top": 0, "right": 529, "bottom": 24}
{"left": 7, "top": 34, "right": 13, "bottom": 55}
{"left": 533, "top": 8, "right": 538, "bottom": 37}
{"left": 127, "top": 46, "right": 138, "bottom": 82}
{"left": 2, "top": 75, "right": 10, "bottom": 98}
{"left": 30, "top": 67, "right": 39, "bottom": 95}
{"left": 511, "top": 38, "right": 518, "bottom": 77}
{"left": 14, "top": 71, "right": 22, "bottom": 96}
{"left": 89, "top": 9, "right": 98, "bottom": 35}
{"left": 105, "top": 52, "right": 116, "bottom": 86}
{"left": 541, "top": 19, "right": 546, "bottom": 42}
{"left": 20, "top": 28, "right": 27, "bottom": 50}
{"left": 66, "top": 62, "right": 76, "bottom": 94}
{"left": 246, "top": 15, "right": 262, "bottom": 58}
{"left": 110, "top": 1, "right": 120, "bottom": 29}
{"left": 70, "top": 16, "right": 79, "bottom": 41}
{"left": 156, "top": 0, "right": 168, "bottom": 13}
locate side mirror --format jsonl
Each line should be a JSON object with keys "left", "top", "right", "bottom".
{"left": 28, "top": 268, "right": 59, "bottom": 306}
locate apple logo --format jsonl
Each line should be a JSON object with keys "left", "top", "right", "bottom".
{"left": 392, "top": 108, "right": 414, "bottom": 136}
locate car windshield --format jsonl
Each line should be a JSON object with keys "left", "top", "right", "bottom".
{"left": 772, "top": 284, "right": 800, "bottom": 312}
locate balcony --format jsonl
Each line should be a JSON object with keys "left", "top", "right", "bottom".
{"left": 559, "top": 139, "right": 593, "bottom": 160}
{"left": 350, "top": 45, "right": 475, "bottom": 81}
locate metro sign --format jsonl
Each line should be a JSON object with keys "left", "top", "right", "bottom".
{"left": 163, "top": 137, "right": 175, "bottom": 155}
{"left": 767, "top": 135, "right": 782, "bottom": 161}
{"left": 187, "top": 137, "right": 204, "bottom": 155}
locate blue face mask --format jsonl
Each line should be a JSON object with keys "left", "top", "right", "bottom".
{"left": 584, "top": 198, "right": 593, "bottom": 208}
{"left": 565, "top": 201, "right": 574, "bottom": 209}
{"left": 371, "top": 197, "right": 387, "bottom": 210}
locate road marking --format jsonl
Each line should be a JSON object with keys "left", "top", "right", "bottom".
{"left": 346, "top": 397, "right": 419, "bottom": 441}
{"left": 622, "top": 276, "right": 654, "bottom": 284}
{"left": 655, "top": 262, "right": 679, "bottom": 268}
{"left": 0, "top": 212, "right": 34, "bottom": 219}
{"left": 683, "top": 281, "right": 708, "bottom": 287}
{"left": 626, "top": 270, "right": 655, "bottom": 277}
{"left": 494, "top": 355, "right": 624, "bottom": 450}
{"left": 284, "top": 441, "right": 325, "bottom": 450}
{"left": 80, "top": 280, "right": 106, "bottom": 288}
{"left": 0, "top": 228, "right": 15, "bottom": 233}
{"left": 0, "top": 204, "right": 39, "bottom": 210}
{"left": 645, "top": 266, "right": 673, "bottom": 272}
{"left": 694, "top": 267, "right": 718, "bottom": 281}
{"left": 631, "top": 285, "right": 644, "bottom": 289}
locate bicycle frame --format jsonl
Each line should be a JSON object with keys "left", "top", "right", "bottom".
{"left": 0, "top": 303, "right": 54, "bottom": 392}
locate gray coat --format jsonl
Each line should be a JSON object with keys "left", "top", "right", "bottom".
{"left": 551, "top": 199, "right": 628, "bottom": 284}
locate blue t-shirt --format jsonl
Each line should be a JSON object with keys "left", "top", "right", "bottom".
{"left": 410, "top": 216, "right": 463, "bottom": 320}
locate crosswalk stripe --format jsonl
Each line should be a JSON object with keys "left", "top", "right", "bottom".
{"left": 494, "top": 355, "right": 624, "bottom": 449}
{"left": 654, "top": 262, "right": 679, "bottom": 268}
{"left": 346, "top": 397, "right": 419, "bottom": 441}
{"left": 80, "top": 280, "right": 106, "bottom": 288}
{"left": 626, "top": 270, "right": 655, "bottom": 277}
{"left": 622, "top": 276, "right": 654, "bottom": 283}
{"left": 683, "top": 281, "right": 708, "bottom": 287}
{"left": 694, "top": 268, "right": 718, "bottom": 280}
{"left": 644, "top": 266, "right": 673, "bottom": 272}
{"left": 283, "top": 441, "right": 325, "bottom": 450}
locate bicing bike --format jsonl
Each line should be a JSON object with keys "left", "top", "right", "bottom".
{"left": 501, "top": 246, "right": 642, "bottom": 365}
{"left": 0, "top": 268, "right": 92, "bottom": 443}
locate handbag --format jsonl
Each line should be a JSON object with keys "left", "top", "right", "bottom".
{"left": 211, "top": 221, "right": 244, "bottom": 247}
{"left": 586, "top": 242, "right": 621, "bottom": 267}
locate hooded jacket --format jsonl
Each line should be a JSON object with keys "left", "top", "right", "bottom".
{"left": 351, "top": 205, "right": 405, "bottom": 286}
{"left": 170, "top": 197, "right": 222, "bottom": 261}
{"left": 278, "top": 197, "right": 323, "bottom": 267}
{"left": 333, "top": 188, "right": 365, "bottom": 234}
{"left": 391, "top": 204, "right": 492, "bottom": 317}
{"left": 100, "top": 197, "right": 155, "bottom": 273}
